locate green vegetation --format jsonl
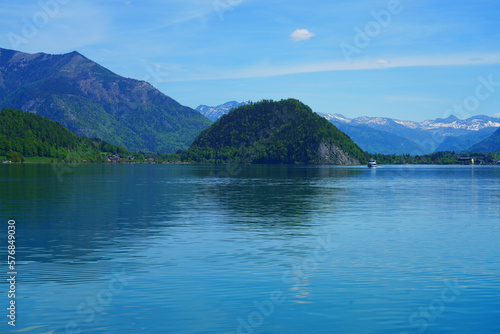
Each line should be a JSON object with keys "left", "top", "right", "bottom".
{"left": 184, "top": 99, "right": 368, "bottom": 164}
{"left": 1, "top": 106, "right": 497, "bottom": 166}
{"left": 0, "top": 108, "right": 128, "bottom": 162}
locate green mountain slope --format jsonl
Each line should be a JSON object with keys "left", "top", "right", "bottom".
{"left": 0, "top": 108, "right": 127, "bottom": 162}
{"left": 0, "top": 48, "right": 211, "bottom": 153}
{"left": 186, "top": 99, "right": 368, "bottom": 164}
{"left": 468, "top": 127, "right": 500, "bottom": 153}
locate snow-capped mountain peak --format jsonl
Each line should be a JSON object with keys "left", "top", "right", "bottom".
{"left": 196, "top": 101, "right": 251, "bottom": 121}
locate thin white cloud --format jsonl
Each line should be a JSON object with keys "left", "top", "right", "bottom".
{"left": 290, "top": 29, "right": 315, "bottom": 42}
{"left": 163, "top": 52, "right": 500, "bottom": 82}
{"left": 493, "top": 113, "right": 500, "bottom": 118}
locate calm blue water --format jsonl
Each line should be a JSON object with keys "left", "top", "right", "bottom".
{"left": 0, "top": 164, "right": 499, "bottom": 334}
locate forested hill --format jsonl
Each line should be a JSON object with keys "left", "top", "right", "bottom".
{"left": 0, "top": 108, "right": 127, "bottom": 162}
{"left": 185, "top": 99, "right": 368, "bottom": 164}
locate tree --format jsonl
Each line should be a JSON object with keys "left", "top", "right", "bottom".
{"left": 7, "top": 151, "right": 24, "bottom": 163}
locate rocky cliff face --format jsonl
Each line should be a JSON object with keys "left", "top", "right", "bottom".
{"left": 316, "top": 142, "right": 360, "bottom": 165}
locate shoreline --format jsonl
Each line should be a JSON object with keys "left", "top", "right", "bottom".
{"left": 2, "top": 161, "right": 497, "bottom": 166}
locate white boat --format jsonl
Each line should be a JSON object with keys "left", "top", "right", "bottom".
{"left": 368, "top": 159, "right": 377, "bottom": 168}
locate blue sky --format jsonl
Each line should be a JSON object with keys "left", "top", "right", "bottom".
{"left": 1, "top": 0, "right": 500, "bottom": 121}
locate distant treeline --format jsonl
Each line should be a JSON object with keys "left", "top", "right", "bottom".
{"left": 371, "top": 151, "right": 499, "bottom": 165}
{"left": 170, "top": 150, "right": 499, "bottom": 165}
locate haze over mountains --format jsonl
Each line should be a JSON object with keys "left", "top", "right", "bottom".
{"left": 0, "top": 47, "right": 211, "bottom": 153}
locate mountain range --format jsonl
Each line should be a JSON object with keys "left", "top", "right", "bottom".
{"left": 197, "top": 101, "right": 500, "bottom": 155}
{"left": 0, "top": 47, "right": 211, "bottom": 153}
{"left": 196, "top": 101, "right": 251, "bottom": 121}
{"left": 315, "top": 114, "right": 500, "bottom": 155}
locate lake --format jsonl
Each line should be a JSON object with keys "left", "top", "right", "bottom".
{"left": 0, "top": 164, "right": 499, "bottom": 333}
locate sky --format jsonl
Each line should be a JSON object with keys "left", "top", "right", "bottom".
{"left": 1, "top": 0, "right": 500, "bottom": 121}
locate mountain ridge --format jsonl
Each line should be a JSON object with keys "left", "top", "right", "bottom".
{"left": 468, "top": 127, "right": 500, "bottom": 153}
{"left": 0, "top": 47, "right": 212, "bottom": 153}
{"left": 323, "top": 113, "right": 500, "bottom": 132}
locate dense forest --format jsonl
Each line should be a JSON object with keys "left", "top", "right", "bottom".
{"left": 0, "top": 108, "right": 128, "bottom": 162}
{"left": 185, "top": 99, "right": 368, "bottom": 164}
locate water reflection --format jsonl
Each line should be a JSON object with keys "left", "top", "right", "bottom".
{"left": 0, "top": 164, "right": 362, "bottom": 263}
{"left": 1, "top": 164, "right": 499, "bottom": 334}
{"left": 184, "top": 165, "right": 364, "bottom": 226}
{"left": 1, "top": 165, "right": 203, "bottom": 265}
